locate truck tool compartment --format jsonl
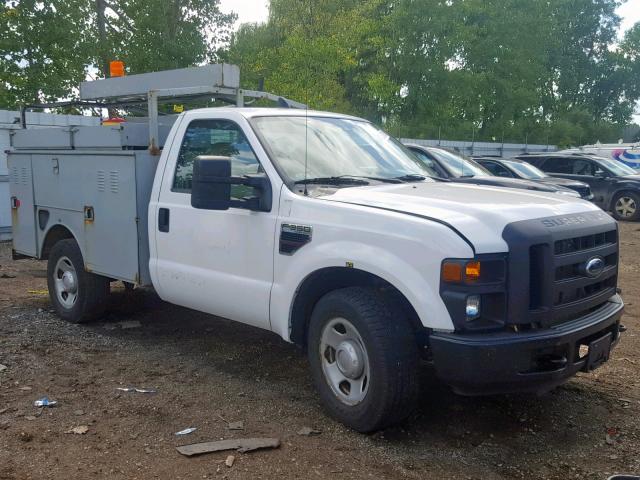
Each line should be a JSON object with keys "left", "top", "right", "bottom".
{"left": 10, "top": 135, "right": 159, "bottom": 286}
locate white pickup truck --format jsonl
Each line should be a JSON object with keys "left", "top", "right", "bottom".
{"left": 9, "top": 105, "right": 625, "bottom": 432}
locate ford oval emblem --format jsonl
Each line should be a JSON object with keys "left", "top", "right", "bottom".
{"left": 584, "top": 256, "right": 605, "bottom": 278}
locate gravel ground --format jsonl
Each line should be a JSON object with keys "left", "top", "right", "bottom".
{"left": 0, "top": 222, "right": 638, "bottom": 480}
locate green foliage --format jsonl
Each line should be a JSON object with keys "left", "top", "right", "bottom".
{"left": 104, "top": 0, "right": 236, "bottom": 75}
{"left": 1, "top": 0, "right": 638, "bottom": 148}
{"left": 0, "top": 0, "right": 94, "bottom": 107}
{"left": 0, "top": 0, "right": 235, "bottom": 109}
{"left": 229, "top": 0, "right": 640, "bottom": 147}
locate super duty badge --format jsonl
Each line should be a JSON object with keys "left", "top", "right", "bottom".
{"left": 541, "top": 211, "right": 609, "bottom": 228}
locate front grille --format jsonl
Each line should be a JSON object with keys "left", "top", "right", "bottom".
{"left": 503, "top": 211, "right": 619, "bottom": 328}
{"left": 554, "top": 230, "right": 616, "bottom": 255}
{"left": 549, "top": 230, "right": 618, "bottom": 323}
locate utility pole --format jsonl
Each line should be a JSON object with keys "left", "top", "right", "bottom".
{"left": 96, "top": 0, "right": 116, "bottom": 118}
{"left": 96, "top": 0, "right": 109, "bottom": 78}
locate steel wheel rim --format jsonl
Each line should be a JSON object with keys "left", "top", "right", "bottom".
{"left": 53, "top": 256, "right": 78, "bottom": 309}
{"left": 319, "top": 317, "right": 370, "bottom": 406}
{"left": 615, "top": 196, "right": 637, "bottom": 218}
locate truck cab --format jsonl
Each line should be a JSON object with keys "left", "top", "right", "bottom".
{"left": 9, "top": 66, "right": 625, "bottom": 433}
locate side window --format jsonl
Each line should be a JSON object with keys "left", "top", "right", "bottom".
{"left": 411, "top": 149, "right": 436, "bottom": 168}
{"left": 540, "top": 158, "right": 574, "bottom": 174}
{"left": 593, "top": 163, "right": 607, "bottom": 176}
{"left": 410, "top": 149, "right": 447, "bottom": 177}
{"left": 572, "top": 159, "right": 594, "bottom": 176}
{"left": 483, "top": 162, "right": 512, "bottom": 177}
{"left": 172, "top": 119, "right": 264, "bottom": 201}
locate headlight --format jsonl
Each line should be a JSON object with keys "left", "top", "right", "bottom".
{"left": 465, "top": 295, "right": 481, "bottom": 320}
{"left": 442, "top": 260, "right": 481, "bottom": 283}
{"left": 440, "top": 256, "right": 507, "bottom": 331}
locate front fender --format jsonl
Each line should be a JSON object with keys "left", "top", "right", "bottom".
{"left": 270, "top": 228, "right": 473, "bottom": 341}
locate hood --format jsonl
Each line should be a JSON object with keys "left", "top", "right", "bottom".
{"left": 620, "top": 174, "right": 640, "bottom": 183}
{"left": 320, "top": 182, "right": 602, "bottom": 253}
{"left": 454, "top": 176, "right": 573, "bottom": 193}
{"left": 536, "top": 177, "right": 588, "bottom": 188}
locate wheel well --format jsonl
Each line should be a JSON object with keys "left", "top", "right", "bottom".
{"left": 610, "top": 189, "right": 639, "bottom": 210}
{"left": 289, "top": 267, "right": 423, "bottom": 348}
{"left": 41, "top": 225, "right": 75, "bottom": 260}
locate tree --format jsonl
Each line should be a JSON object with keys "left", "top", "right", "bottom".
{"left": 227, "top": 0, "right": 388, "bottom": 113}
{"left": 0, "top": 0, "right": 236, "bottom": 109}
{"left": 0, "top": 0, "right": 94, "bottom": 108}
{"left": 103, "top": 0, "right": 236, "bottom": 75}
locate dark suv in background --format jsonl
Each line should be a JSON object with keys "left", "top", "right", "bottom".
{"left": 519, "top": 153, "right": 640, "bottom": 221}
{"left": 475, "top": 157, "right": 593, "bottom": 200}
{"left": 405, "top": 145, "right": 583, "bottom": 198}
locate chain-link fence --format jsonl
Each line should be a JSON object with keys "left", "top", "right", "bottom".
{"left": 400, "top": 137, "right": 558, "bottom": 158}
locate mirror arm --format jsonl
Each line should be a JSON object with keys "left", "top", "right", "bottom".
{"left": 197, "top": 175, "right": 267, "bottom": 189}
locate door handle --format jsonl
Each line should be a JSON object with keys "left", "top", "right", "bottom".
{"left": 158, "top": 208, "right": 170, "bottom": 232}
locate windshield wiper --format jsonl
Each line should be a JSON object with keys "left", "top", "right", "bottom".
{"left": 355, "top": 176, "right": 403, "bottom": 184}
{"left": 394, "top": 174, "right": 427, "bottom": 182}
{"left": 294, "top": 176, "right": 370, "bottom": 186}
{"left": 427, "top": 175, "right": 450, "bottom": 182}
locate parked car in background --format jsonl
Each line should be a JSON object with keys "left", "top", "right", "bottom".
{"left": 518, "top": 153, "right": 640, "bottom": 221}
{"left": 405, "top": 145, "right": 581, "bottom": 198}
{"left": 561, "top": 143, "right": 640, "bottom": 169}
{"left": 474, "top": 157, "right": 593, "bottom": 200}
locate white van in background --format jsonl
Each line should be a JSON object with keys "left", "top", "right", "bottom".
{"left": 561, "top": 142, "right": 640, "bottom": 169}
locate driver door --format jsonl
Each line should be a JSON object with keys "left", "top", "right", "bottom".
{"left": 153, "top": 116, "right": 277, "bottom": 330}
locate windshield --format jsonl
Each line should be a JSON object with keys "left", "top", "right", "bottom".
{"left": 502, "top": 160, "right": 547, "bottom": 179}
{"left": 596, "top": 157, "right": 637, "bottom": 176}
{"left": 427, "top": 148, "right": 490, "bottom": 177}
{"left": 251, "top": 116, "right": 435, "bottom": 183}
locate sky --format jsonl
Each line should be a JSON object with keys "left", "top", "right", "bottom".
{"left": 219, "top": 0, "right": 269, "bottom": 27}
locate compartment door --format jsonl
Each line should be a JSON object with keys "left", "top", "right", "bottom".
{"left": 8, "top": 154, "right": 37, "bottom": 256}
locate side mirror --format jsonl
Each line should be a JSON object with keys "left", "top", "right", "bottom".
{"left": 191, "top": 156, "right": 232, "bottom": 210}
{"left": 595, "top": 170, "right": 610, "bottom": 178}
{"left": 190, "top": 156, "right": 272, "bottom": 212}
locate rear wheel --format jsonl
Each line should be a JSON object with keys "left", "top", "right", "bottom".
{"left": 611, "top": 192, "right": 640, "bottom": 221}
{"left": 47, "top": 239, "right": 109, "bottom": 323}
{"left": 307, "top": 287, "right": 420, "bottom": 432}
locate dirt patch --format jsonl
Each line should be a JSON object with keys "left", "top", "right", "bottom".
{"left": 0, "top": 223, "right": 639, "bottom": 479}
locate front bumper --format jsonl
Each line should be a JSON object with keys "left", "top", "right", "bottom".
{"left": 429, "top": 294, "right": 624, "bottom": 395}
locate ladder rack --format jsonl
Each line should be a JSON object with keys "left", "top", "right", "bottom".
{"left": 19, "top": 64, "right": 306, "bottom": 155}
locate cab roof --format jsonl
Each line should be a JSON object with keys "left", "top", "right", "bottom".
{"left": 185, "top": 107, "right": 365, "bottom": 122}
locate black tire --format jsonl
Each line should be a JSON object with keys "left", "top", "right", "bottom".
{"left": 47, "top": 239, "right": 109, "bottom": 323}
{"left": 307, "top": 287, "right": 420, "bottom": 432}
{"left": 611, "top": 191, "right": 640, "bottom": 222}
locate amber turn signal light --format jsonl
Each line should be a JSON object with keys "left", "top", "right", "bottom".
{"left": 442, "top": 261, "right": 463, "bottom": 283}
{"left": 442, "top": 260, "right": 481, "bottom": 283}
{"left": 465, "top": 261, "right": 481, "bottom": 282}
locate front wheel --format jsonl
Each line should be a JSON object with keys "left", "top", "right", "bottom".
{"left": 47, "top": 239, "right": 109, "bottom": 323}
{"left": 307, "top": 287, "right": 420, "bottom": 432}
{"left": 611, "top": 191, "right": 640, "bottom": 221}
